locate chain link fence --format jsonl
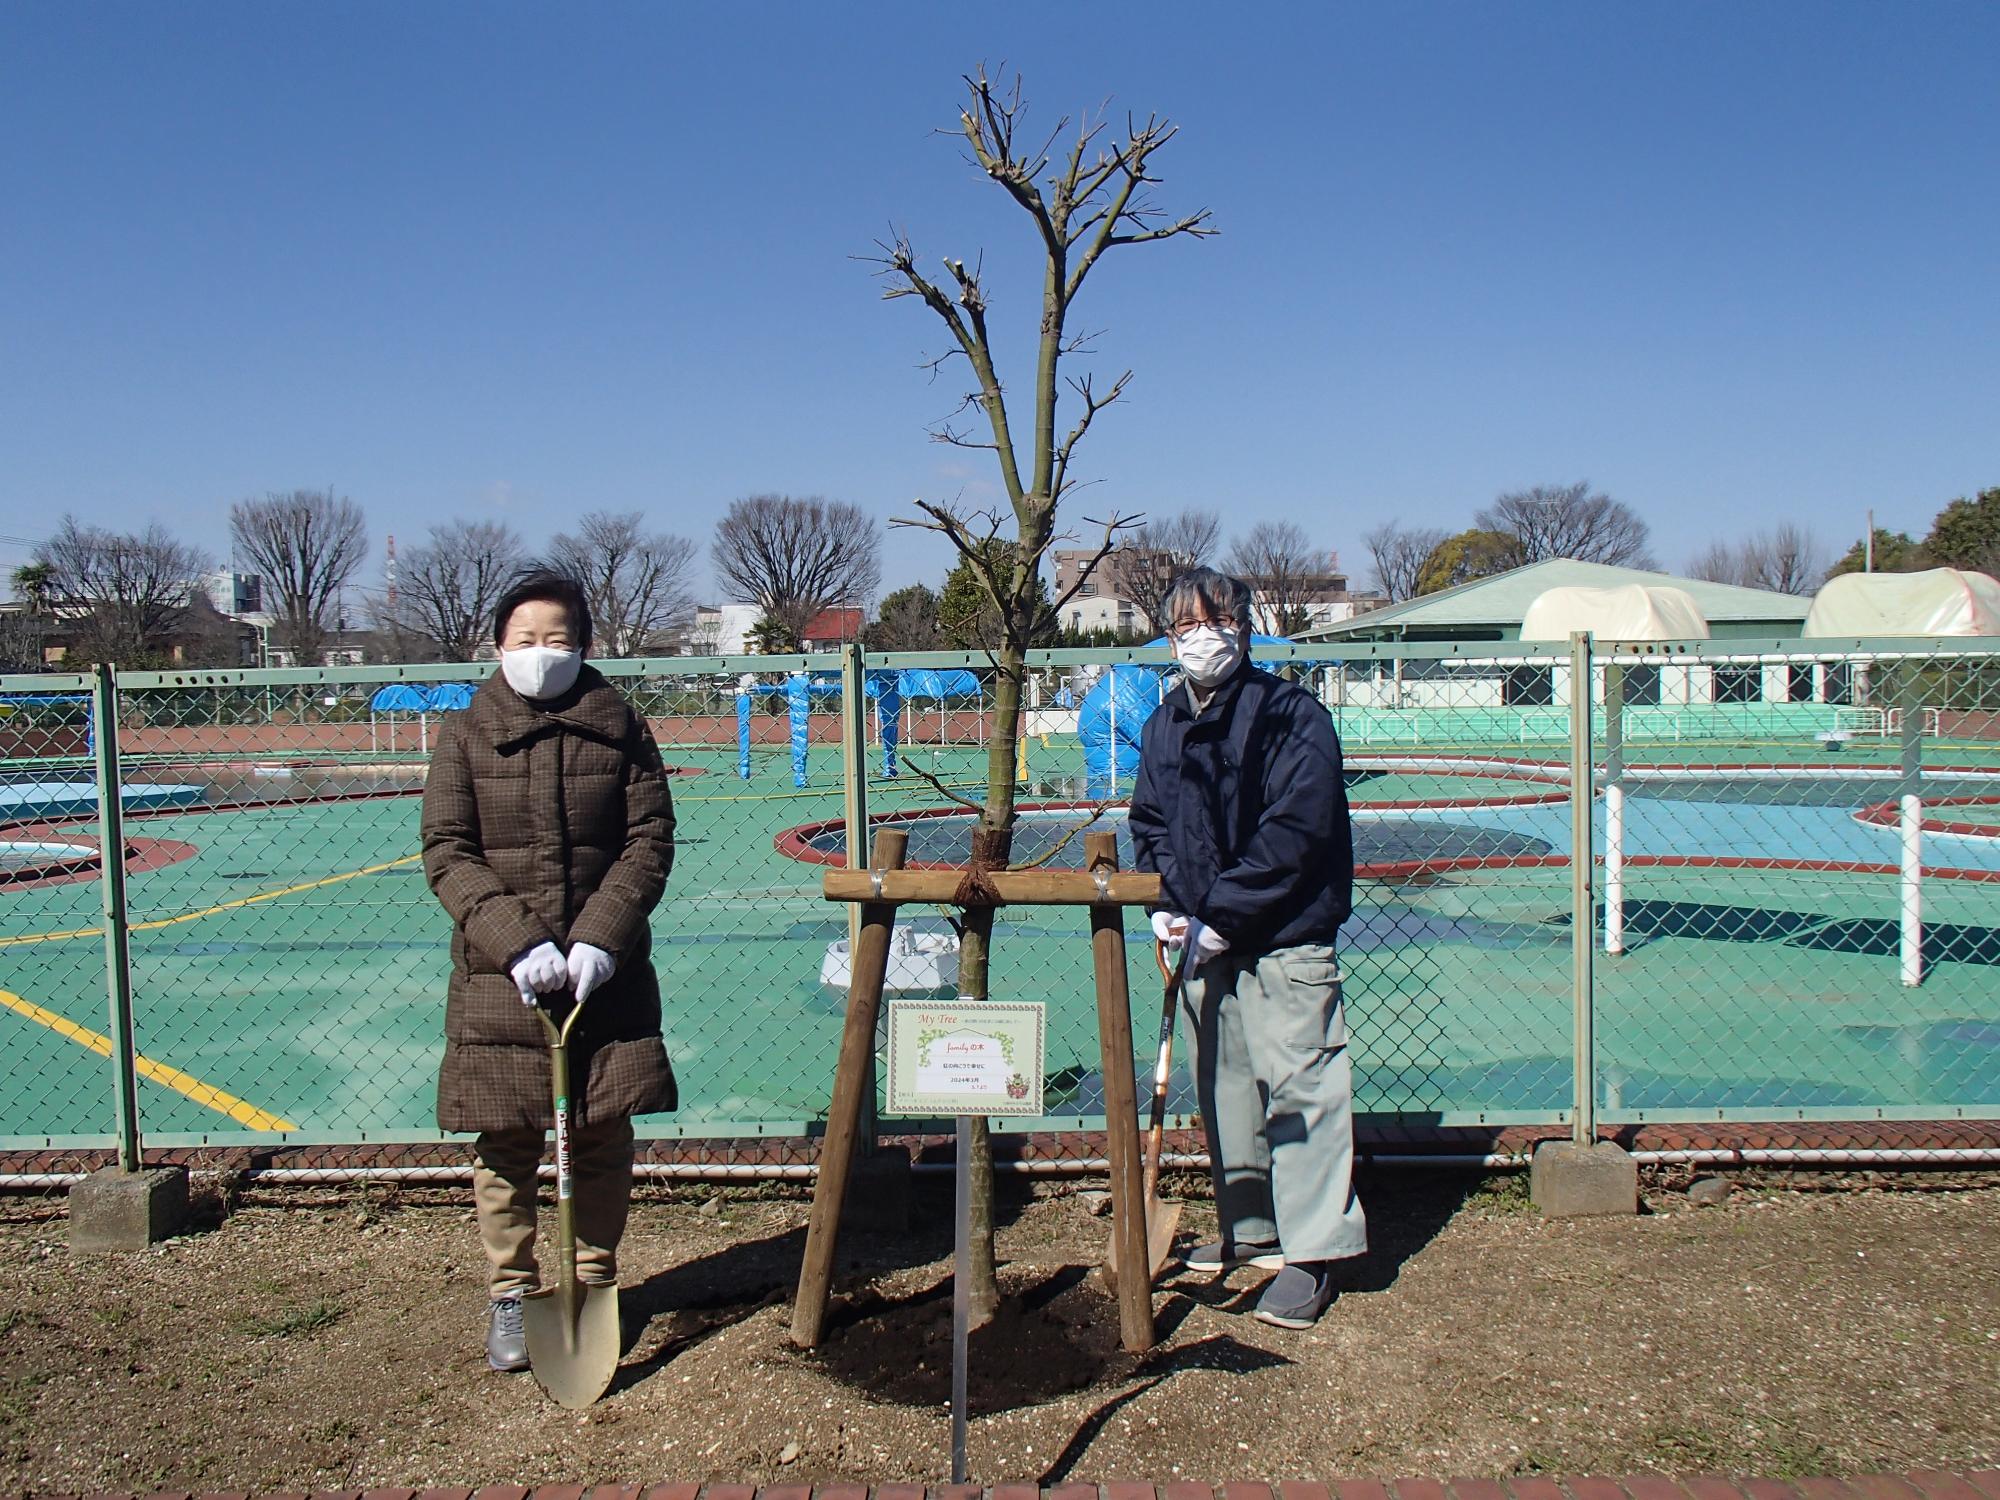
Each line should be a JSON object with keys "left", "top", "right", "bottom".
{"left": 2, "top": 639, "right": 1996, "bottom": 1189}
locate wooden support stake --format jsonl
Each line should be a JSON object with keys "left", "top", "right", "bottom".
{"left": 790, "top": 826, "right": 908, "bottom": 1348}
{"left": 1085, "top": 830, "right": 1154, "bottom": 1352}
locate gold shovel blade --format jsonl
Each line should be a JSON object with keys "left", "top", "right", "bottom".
{"left": 521, "top": 1281, "right": 621, "bottom": 1409}
{"left": 1101, "top": 1195, "right": 1183, "bottom": 1290}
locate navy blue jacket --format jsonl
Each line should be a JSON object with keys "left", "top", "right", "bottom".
{"left": 1128, "top": 662, "right": 1353, "bottom": 951}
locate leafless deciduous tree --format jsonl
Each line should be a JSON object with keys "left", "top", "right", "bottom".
{"left": 1476, "top": 481, "right": 1654, "bottom": 569}
{"left": 710, "top": 495, "right": 881, "bottom": 647}
{"left": 228, "top": 488, "right": 368, "bottom": 666}
{"left": 1687, "top": 524, "right": 1829, "bottom": 595}
{"left": 1227, "top": 520, "right": 1330, "bottom": 635}
{"left": 874, "top": 68, "right": 1213, "bottom": 1323}
{"left": 392, "top": 520, "right": 524, "bottom": 662}
{"left": 551, "top": 511, "right": 699, "bottom": 657}
{"left": 34, "top": 516, "right": 209, "bottom": 665}
{"left": 1364, "top": 521, "right": 1450, "bottom": 603}
{"left": 1119, "top": 507, "right": 1221, "bottom": 631}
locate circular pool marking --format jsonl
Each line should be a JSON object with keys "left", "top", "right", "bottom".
{"left": 1854, "top": 795, "right": 2000, "bottom": 839}
{"left": 0, "top": 831, "right": 199, "bottom": 889}
{"left": 0, "top": 840, "right": 98, "bottom": 880}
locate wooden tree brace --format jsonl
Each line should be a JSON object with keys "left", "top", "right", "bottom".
{"left": 789, "top": 828, "right": 1160, "bottom": 1354}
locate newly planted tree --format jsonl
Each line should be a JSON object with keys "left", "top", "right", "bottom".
{"left": 877, "top": 69, "right": 1212, "bottom": 1322}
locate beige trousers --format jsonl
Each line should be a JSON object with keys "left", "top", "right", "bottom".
{"left": 472, "top": 1118, "right": 635, "bottom": 1297}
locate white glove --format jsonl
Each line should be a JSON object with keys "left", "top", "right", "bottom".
{"left": 1150, "top": 911, "right": 1188, "bottom": 948}
{"left": 510, "top": 941, "right": 568, "bottom": 1006}
{"left": 567, "top": 942, "right": 616, "bottom": 1003}
{"left": 1190, "top": 919, "right": 1230, "bottom": 959}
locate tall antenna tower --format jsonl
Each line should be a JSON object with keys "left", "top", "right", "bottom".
{"left": 385, "top": 533, "right": 398, "bottom": 615}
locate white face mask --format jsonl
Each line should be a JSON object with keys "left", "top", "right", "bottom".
{"left": 500, "top": 644, "right": 583, "bottom": 701}
{"left": 1175, "top": 624, "right": 1244, "bottom": 688}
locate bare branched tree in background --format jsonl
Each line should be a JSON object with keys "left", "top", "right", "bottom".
{"left": 34, "top": 516, "right": 208, "bottom": 665}
{"left": 1364, "top": 521, "right": 1450, "bottom": 603}
{"left": 711, "top": 495, "right": 881, "bottom": 647}
{"left": 1119, "top": 507, "right": 1221, "bottom": 631}
{"left": 1227, "top": 520, "right": 1327, "bottom": 634}
{"left": 1686, "top": 524, "right": 1828, "bottom": 595}
{"left": 391, "top": 520, "right": 525, "bottom": 662}
{"left": 876, "top": 67, "right": 1212, "bottom": 1323}
{"left": 1477, "top": 481, "right": 1655, "bottom": 568}
{"left": 551, "top": 510, "right": 699, "bottom": 657}
{"left": 228, "top": 488, "right": 368, "bottom": 666}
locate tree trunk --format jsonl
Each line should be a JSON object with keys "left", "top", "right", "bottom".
{"left": 955, "top": 611, "right": 1030, "bottom": 1328}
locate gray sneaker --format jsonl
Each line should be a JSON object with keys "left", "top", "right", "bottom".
{"left": 486, "top": 1296, "right": 530, "bottom": 1372}
{"left": 1184, "top": 1237, "right": 1285, "bottom": 1273}
{"left": 1254, "top": 1263, "right": 1334, "bottom": 1329}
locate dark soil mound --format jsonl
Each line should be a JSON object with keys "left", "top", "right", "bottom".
{"left": 807, "top": 1267, "right": 1137, "bottom": 1413}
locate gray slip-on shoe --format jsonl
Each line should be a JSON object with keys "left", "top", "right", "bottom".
{"left": 1184, "top": 1237, "right": 1285, "bottom": 1273}
{"left": 1253, "top": 1263, "right": 1334, "bottom": 1328}
{"left": 486, "top": 1295, "right": 530, "bottom": 1372}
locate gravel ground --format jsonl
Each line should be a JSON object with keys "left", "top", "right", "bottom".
{"left": 1, "top": 1171, "right": 1996, "bottom": 1494}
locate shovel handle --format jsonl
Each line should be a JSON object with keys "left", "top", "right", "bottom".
{"left": 535, "top": 990, "right": 589, "bottom": 1307}
{"left": 1143, "top": 939, "right": 1190, "bottom": 1201}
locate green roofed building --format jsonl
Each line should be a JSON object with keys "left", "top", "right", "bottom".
{"left": 1297, "top": 559, "right": 1812, "bottom": 643}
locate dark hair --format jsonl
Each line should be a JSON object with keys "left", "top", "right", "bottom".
{"left": 493, "top": 568, "right": 593, "bottom": 653}
{"left": 1159, "top": 566, "right": 1253, "bottom": 632}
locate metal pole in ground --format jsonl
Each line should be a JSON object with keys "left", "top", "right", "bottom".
{"left": 1898, "top": 657, "right": 1924, "bottom": 986}
{"left": 951, "top": 1112, "right": 971, "bottom": 1484}
{"left": 91, "top": 662, "right": 141, "bottom": 1171}
{"left": 1603, "top": 653, "right": 1626, "bottom": 955}
{"left": 1568, "top": 631, "right": 1596, "bottom": 1148}
{"left": 841, "top": 642, "right": 877, "bottom": 1148}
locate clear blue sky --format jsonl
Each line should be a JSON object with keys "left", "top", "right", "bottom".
{"left": 4, "top": 3, "right": 1996, "bottom": 604}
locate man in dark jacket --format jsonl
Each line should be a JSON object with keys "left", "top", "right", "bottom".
{"left": 1128, "top": 566, "right": 1365, "bottom": 1329}
{"left": 422, "top": 569, "right": 676, "bottom": 1372}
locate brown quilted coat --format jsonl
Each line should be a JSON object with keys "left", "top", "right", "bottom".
{"left": 421, "top": 665, "right": 677, "bottom": 1132}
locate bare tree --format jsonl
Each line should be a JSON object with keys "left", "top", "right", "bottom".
{"left": 393, "top": 520, "right": 524, "bottom": 662}
{"left": 1477, "top": 481, "right": 1654, "bottom": 568}
{"left": 551, "top": 511, "right": 699, "bottom": 657}
{"left": 710, "top": 495, "right": 881, "bottom": 647}
{"left": 873, "top": 68, "right": 1212, "bottom": 1324}
{"left": 1685, "top": 538, "right": 1744, "bottom": 585}
{"left": 228, "top": 488, "right": 368, "bottom": 666}
{"left": 1117, "top": 507, "right": 1221, "bottom": 631}
{"left": 1740, "top": 523, "right": 1828, "bottom": 595}
{"left": 33, "top": 516, "right": 208, "bottom": 665}
{"left": 1227, "top": 520, "right": 1331, "bottom": 634}
{"left": 1687, "top": 525, "right": 1829, "bottom": 595}
{"left": 1364, "top": 521, "right": 1450, "bottom": 603}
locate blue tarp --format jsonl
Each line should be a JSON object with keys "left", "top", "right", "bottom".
{"left": 1076, "top": 635, "right": 1296, "bottom": 797}
{"left": 370, "top": 684, "right": 428, "bottom": 713}
{"left": 736, "top": 673, "right": 842, "bottom": 786}
{"left": 861, "top": 668, "right": 985, "bottom": 778}
{"left": 372, "top": 683, "right": 476, "bottom": 713}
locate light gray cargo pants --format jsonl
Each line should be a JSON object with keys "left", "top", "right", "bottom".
{"left": 1180, "top": 941, "right": 1367, "bottom": 1264}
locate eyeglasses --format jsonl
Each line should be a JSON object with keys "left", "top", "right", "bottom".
{"left": 1167, "top": 616, "right": 1232, "bottom": 640}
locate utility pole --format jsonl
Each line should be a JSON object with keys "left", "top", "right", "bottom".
{"left": 1865, "top": 509, "right": 1875, "bottom": 573}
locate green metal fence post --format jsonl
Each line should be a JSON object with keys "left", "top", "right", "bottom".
{"left": 840, "top": 641, "right": 877, "bottom": 1151}
{"left": 1568, "top": 632, "right": 1596, "bottom": 1148}
{"left": 92, "top": 662, "right": 143, "bottom": 1170}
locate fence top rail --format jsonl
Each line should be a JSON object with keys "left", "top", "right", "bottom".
{"left": 0, "top": 673, "right": 95, "bottom": 694}
{"left": 46, "top": 633, "right": 2000, "bottom": 694}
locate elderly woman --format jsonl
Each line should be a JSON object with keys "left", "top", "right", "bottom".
{"left": 421, "top": 568, "right": 676, "bottom": 1372}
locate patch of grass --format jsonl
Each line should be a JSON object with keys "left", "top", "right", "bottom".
{"left": 90, "top": 1302, "right": 134, "bottom": 1327}
{"left": 1473, "top": 1171, "right": 1533, "bottom": 1214}
{"left": 1762, "top": 1436, "right": 1840, "bottom": 1478}
{"left": 304, "top": 1417, "right": 360, "bottom": 1442}
{"left": 1648, "top": 1425, "right": 1728, "bottom": 1469}
{"left": 238, "top": 1296, "right": 345, "bottom": 1339}
{"left": 0, "top": 1309, "right": 24, "bottom": 1337}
